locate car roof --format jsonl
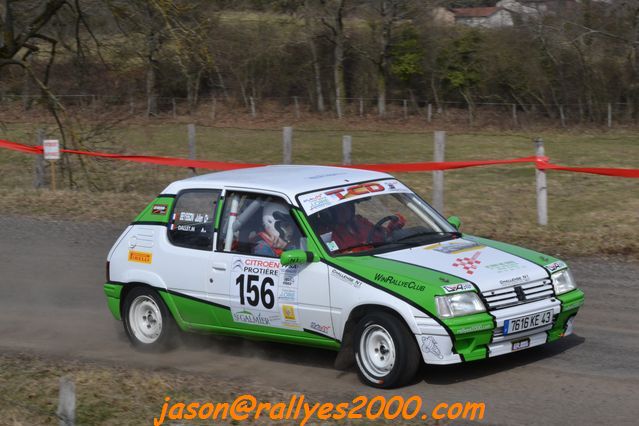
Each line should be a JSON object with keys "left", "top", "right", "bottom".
{"left": 161, "top": 165, "right": 392, "bottom": 204}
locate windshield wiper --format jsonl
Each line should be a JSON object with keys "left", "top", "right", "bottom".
{"left": 395, "top": 230, "right": 461, "bottom": 242}
{"left": 334, "top": 239, "right": 414, "bottom": 254}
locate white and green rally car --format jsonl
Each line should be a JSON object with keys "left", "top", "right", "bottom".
{"left": 104, "top": 166, "right": 584, "bottom": 388}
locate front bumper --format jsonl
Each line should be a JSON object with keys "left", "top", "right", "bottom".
{"left": 415, "top": 289, "right": 585, "bottom": 364}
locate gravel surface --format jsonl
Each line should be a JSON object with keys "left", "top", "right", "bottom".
{"left": 0, "top": 216, "right": 637, "bottom": 425}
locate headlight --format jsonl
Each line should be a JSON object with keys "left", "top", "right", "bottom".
{"left": 552, "top": 269, "right": 576, "bottom": 295}
{"left": 436, "top": 292, "right": 486, "bottom": 318}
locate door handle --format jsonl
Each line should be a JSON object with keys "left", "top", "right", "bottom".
{"left": 212, "top": 263, "right": 227, "bottom": 271}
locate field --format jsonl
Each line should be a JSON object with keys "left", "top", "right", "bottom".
{"left": 1, "top": 119, "right": 638, "bottom": 258}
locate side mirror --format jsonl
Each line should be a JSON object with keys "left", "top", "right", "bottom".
{"left": 447, "top": 216, "right": 462, "bottom": 230}
{"left": 280, "top": 249, "right": 316, "bottom": 266}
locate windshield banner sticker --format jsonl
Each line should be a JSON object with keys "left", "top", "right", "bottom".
{"left": 299, "top": 180, "right": 412, "bottom": 214}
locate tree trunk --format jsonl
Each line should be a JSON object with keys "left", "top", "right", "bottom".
{"left": 377, "top": 71, "right": 386, "bottom": 116}
{"left": 333, "top": 1, "right": 346, "bottom": 119}
{"left": 334, "top": 37, "right": 345, "bottom": 118}
{"left": 376, "top": 1, "right": 393, "bottom": 117}
{"left": 146, "top": 30, "right": 159, "bottom": 117}
{"left": 309, "top": 38, "right": 325, "bottom": 112}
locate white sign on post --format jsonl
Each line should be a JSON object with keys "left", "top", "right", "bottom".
{"left": 43, "top": 139, "right": 60, "bottom": 160}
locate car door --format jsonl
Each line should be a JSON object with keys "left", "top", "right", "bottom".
{"left": 154, "top": 188, "right": 222, "bottom": 326}
{"left": 208, "top": 190, "right": 335, "bottom": 339}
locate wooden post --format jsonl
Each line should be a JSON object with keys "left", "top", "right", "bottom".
{"left": 427, "top": 103, "right": 433, "bottom": 123}
{"left": 512, "top": 103, "right": 518, "bottom": 126}
{"left": 172, "top": 98, "right": 177, "bottom": 118}
{"left": 403, "top": 99, "right": 408, "bottom": 119}
{"left": 535, "top": 138, "right": 548, "bottom": 226}
{"left": 50, "top": 161, "right": 57, "bottom": 191}
{"left": 293, "top": 96, "right": 300, "bottom": 119}
{"left": 57, "top": 376, "right": 75, "bottom": 426}
{"left": 342, "top": 135, "right": 352, "bottom": 165}
{"left": 283, "top": 127, "right": 293, "bottom": 164}
{"left": 34, "top": 129, "right": 46, "bottom": 188}
{"left": 188, "top": 123, "right": 196, "bottom": 176}
{"left": 433, "top": 131, "right": 445, "bottom": 213}
{"left": 359, "top": 97, "right": 364, "bottom": 117}
{"left": 249, "top": 96, "right": 256, "bottom": 118}
{"left": 559, "top": 105, "right": 566, "bottom": 127}
{"left": 607, "top": 103, "right": 612, "bottom": 128}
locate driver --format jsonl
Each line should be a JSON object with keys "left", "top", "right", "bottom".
{"left": 328, "top": 201, "right": 405, "bottom": 252}
{"left": 253, "top": 203, "right": 298, "bottom": 257}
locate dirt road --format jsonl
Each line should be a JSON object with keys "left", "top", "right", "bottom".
{"left": 0, "top": 217, "right": 637, "bottom": 425}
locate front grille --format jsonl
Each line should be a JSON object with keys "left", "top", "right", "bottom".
{"left": 481, "top": 279, "right": 554, "bottom": 311}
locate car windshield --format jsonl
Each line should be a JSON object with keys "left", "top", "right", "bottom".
{"left": 303, "top": 182, "right": 458, "bottom": 255}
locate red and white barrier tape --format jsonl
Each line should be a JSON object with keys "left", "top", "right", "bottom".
{"left": 1, "top": 139, "right": 638, "bottom": 177}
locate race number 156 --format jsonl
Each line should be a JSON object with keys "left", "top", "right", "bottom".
{"left": 235, "top": 274, "right": 275, "bottom": 309}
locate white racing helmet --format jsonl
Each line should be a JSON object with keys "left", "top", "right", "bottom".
{"left": 262, "top": 202, "right": 294, "bottom": 244}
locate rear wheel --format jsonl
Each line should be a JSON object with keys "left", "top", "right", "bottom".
{"left": 354, "top": 312, "right": 420, "bottom": 388}
{"left": 122, "top": 287, "right": 177, "bottom": 352}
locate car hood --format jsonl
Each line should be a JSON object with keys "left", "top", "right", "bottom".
{"left": 375, "top": 237, "right": 551, "bottom": 292}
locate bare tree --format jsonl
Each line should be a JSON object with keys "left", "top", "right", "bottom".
{"left": 302, "top": 0, "right": 326, "bottom": 112}
{"left": 306, "top": 0, "right": 348, "bottom": 118}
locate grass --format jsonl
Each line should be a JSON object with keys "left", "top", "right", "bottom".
{"left": 1, "top": 121, "right": 638, "bottom": 258}
{"left": 0, "top": 352, "right": 430, "bottom": 425}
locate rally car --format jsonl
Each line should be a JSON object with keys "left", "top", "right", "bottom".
{"left": 104, "top": 165, "right": 584, "bottom": 388}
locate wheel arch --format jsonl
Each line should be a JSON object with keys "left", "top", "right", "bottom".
{"left": 341, "top": 303, "right": 418, "bottom": 349}
{"left": 119, "top": 282, "right": 184, "bottom": 329}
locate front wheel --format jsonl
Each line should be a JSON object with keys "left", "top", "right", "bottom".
{"left": 354, "top": 312, "right": 420, "bottom": 388}
{"left": 122, "top": 286, "right": 177, "bottom": 352}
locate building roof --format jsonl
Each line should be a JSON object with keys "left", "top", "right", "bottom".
{"left": 452, "top": 7, "right": 501, "bottom": 18}
{"left": 162, "top": 165, "right": 392, "bottom": 204}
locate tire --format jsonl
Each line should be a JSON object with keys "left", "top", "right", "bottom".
{"left": 353, "top": 311, "right": 420, "bottom": 388}
{"left": 122, "top": 286, "right": 178, "bottom": 352}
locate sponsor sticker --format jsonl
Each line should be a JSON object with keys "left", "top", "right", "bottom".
{"left": 512, "top": 338, "right": 530, "bottom": 351}
{"left": 425, "top": 240, "right": 485, "bottom": 255}
{"left": 278, "top": 288, "right": 296, "bottom": 301}
{"left": 330, "top": 268, "right": 363, "bottom": 288}
{"left": 151, "top": 204, "right": 168, "bottom": 215}
{"left": 281, "top": 304, "right": 296, "bottom": 321}
{"left": 232, "top": 310, "right": 279, "bottom": 326}
{"left": 451, "top": 251, "right": 482, "bottom": 275}
{"left": 441, "top": 282, "right": 474, "bottom": 294}
{"left": 128, "top": 250, "right": 152, "bottom": 264}
{"left": 485, "top": 261, "right": 522, "bottom": 273}
{"left": 326, "top": 241, "right": 339, "bottom": 252}
{"left": 420, "top": 336, "right": 444, "bottom": 360}
{"left": 499, "top": 275, "right": 530, "bottom": 286}
{"left": 456, "top": 323, "right": 493, "bottom": 334}
{"left": 545, "top": 261, "right": 567, "bottom": 272}
{"left": 309, "top": 322, "right": 331, "bottom": 334}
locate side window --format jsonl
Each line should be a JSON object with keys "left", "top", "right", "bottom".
{"left": 217, "top": 192, "right": 303, "bottom": 258}
{"left": 168, "top": 190, "right": 220, "bottom": 250}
